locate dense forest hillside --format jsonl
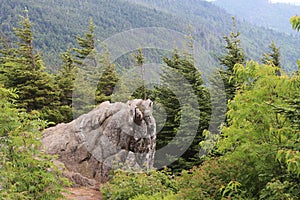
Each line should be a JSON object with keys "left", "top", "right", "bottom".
{"left": 126, "top": 0, "right": 300, "bottom": 71}
{"left": 213, "top": 0, "right": 300, "bottom": 34}
{"left": 0, "top": 0, "right": 188, "bottom": 69}
{"left": 0, "top": 0, "right": 299, "bottom": 72}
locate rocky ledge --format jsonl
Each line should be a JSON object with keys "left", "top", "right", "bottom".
{"left": 42, "top": 99, "right": 156, "bottom": 187}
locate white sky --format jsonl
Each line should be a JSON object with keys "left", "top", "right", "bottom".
{"left": 269, "top": 0, "right": 300, "bottom": 5}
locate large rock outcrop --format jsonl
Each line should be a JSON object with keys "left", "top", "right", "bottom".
{"left": 42, "top": 99, "right": 156, "bottom": 185}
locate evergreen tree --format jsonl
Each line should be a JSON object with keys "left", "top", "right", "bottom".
{"left": 262, "top": 41, "right": 281, "bottom": 67}
{"left": 95, "top": 45, "right": 119, "bottom": 104}
{"left": 71, "top": 17, "right": 100, "bottom": 117}
{"left": 262, "top": 41, "right": 281, "bottom": 75}
{"left": 0, "top": 35, "right": 13, "bottom": 66}
{"left": 217, "top": 17, "right": 246, "bottom": 101}
{"left": 290, "top": 15, "right": 300, "bottom": 71}
{"left": 0, "top": 11, "right": 60, "bottom": 123}
{"left": 133, "top": 48, "right": 146, "bottom": 100}
{"left": 206, "top": 17, "right": 246, "bottom": 135}
{"left": 57, "top": 50, "right": 77, "bottom": 106}
{"left": 154, "top": 50, "right": 211, "bottom": 172}
{"left": 73, "top": 17, "right": 96, "bottom": 64}
{"left": 111, "top": 66, "right": 144, "bottom": 103}
{"left": 55, "top": 49, "right": 78, "bottom": 122}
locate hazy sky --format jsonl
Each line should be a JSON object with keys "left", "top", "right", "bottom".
{"left": 270, "top": 0, "right": 300, "bottom": 5}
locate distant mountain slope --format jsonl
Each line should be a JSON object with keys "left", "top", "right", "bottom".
{"left": 213, "top": 0, "right": 300, "bottom": 34}
{"left": 0, "top": 0, "right": 299, "bottom": 72}
{"left": 124, "top": 0, "right": 300, "bottom": 71}
{"left": 0, "top": 0, "right": 188, "bottom": 69}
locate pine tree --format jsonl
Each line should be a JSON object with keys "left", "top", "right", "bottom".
{"left": 73, "top": 17, "right": 96, "bottom": 64}
{"left": 111, "top": 66, "right": 143, "bottom": 102}
{"left": 154, "top": 49, "right": 211, "bottom": 172}
{"left": 262, "top": 41, "right": 281, "bottom": 75}
{"left": 72, "top": 16, "right": 99, "bottom": 92}
{"left": 262, "top": 41, "right": 281, "bottom": 67}
{"left": 95, "top": 45, "right": 119, "bottom": 104}
{"left": 217, "top": 17, "right": 246, "bottom": 101}
{"left": 0, "top": 11, "right": 60, "bottom": 123}
{"left": 133, "top": 48, "right": 146, "bottom": 100}
{"left": 0, "top": 35, "right": 13, "bottom": 66}
{"left": 57, "top": 50, "right": 77, "bottom": 106}
{"left": 71, "top": 17, "right": 100, "bottom": 117}
{"left": 55, "top": 50, "right": 78, "bottom": 122}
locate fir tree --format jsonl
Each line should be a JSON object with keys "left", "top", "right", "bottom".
{"left": 0, "top": 11, "right": 60, "bottom": 123}
{"left": 73, "top": 17, "right": 96, "bottom": 64}
{"left": 262, "top": 41, "right": 281, "bottom": 67}
{"left": 71, "top": 17, "right": 100, "bottom": 117}
{"left": 133, "top": 48, "right": 146, "bottom": 100}
{"left": 57, "top": 50, "right": 77, "bottom": 106}
{"left": 55, "top": 50, "right": 77, "bottom": 122}
{"left": 217, "top": 17, "right": 246, "bottom": 101}
{"left": 0, "top": 35, "right": 13, "bottom": 66}
{"left": 154, "top": 50, "right": 211, "bottom": 172}
{"left": 95, "top": 45, "right": 119, "bottom": 104}
{"left": 262, "top": 41, "right": 281, "bottom": 75}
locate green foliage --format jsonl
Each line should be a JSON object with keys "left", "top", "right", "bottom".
{"left": 56, "top": 20, "right": 119, "bottom": 119}
{"left": 0, "top": 12, "right": 61, "bottom": 124}
{"left": 55, "top": 50, "right": 77, "bottom": 122}
{"left": 153, "top": 50, "right": 211, "bottom": 172}
{"left": 101, "top": 170, "right": 178, "bottom": 200}
{"left": 173, "top": 61, "right": 300, "bottom": 199}
{"left": 131, "top": 192, "right": 176, "bottom": 200}
{"left": 69, "top": 18, "right": 100, "bottom": 117}
{"left": 0, "top": 4, "right": 299, "bottom": 200}
{"left": 0, "top": 85, "right": 69, "bottom": 199}
{"left": 262, "top": 41, "right": 281, "bottom": 76}
{"left": 0, "top": 0, "right": 299, "bottom": 72}
{"left": 216, "top": 61, "right": 300, "bottom": 198}
{"left": 290, "top": 15, "right": 300, "bottom": 31}
{"left": 96, "top": 45, "right": 119, "bottom": 104}
{"left": 73, "top": 17, "right": 95, "bottom": 64}
{"left": 175, "top": 158, "right": 247, "bottom": 200}
{"left": 133, "top": 48, "right": 146, "bottom": 100}
{"left": 219, "top": 181, "right": 245, "bottom": 199}
{"left": 260, "top": 179, "right": 299, "bottom": 200}
{"left": 262, "top": 41, "right": 281, "bottom": 68}
{"left": 217, "top": 17, "right": 246, "bottom": 101}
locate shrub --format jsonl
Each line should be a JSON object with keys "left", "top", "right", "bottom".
{"left": 0, "top": 86, "right": 70, "bottom": 199}
{"left": 101, "top": 169, "right": 178, "bottom": 200}
{"left": 131, "top": 192, "right": 177, "bottom": 200}
{"left": 175, "top": 159, "right": 229, "bottom": 200}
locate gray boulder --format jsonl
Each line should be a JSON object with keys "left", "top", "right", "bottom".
{"left": 42, "top": 99, "right": 156, "bottom": 185}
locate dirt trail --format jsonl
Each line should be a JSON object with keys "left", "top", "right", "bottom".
{"left": 63, "top": 187, "right": 103, "bottom": 200}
